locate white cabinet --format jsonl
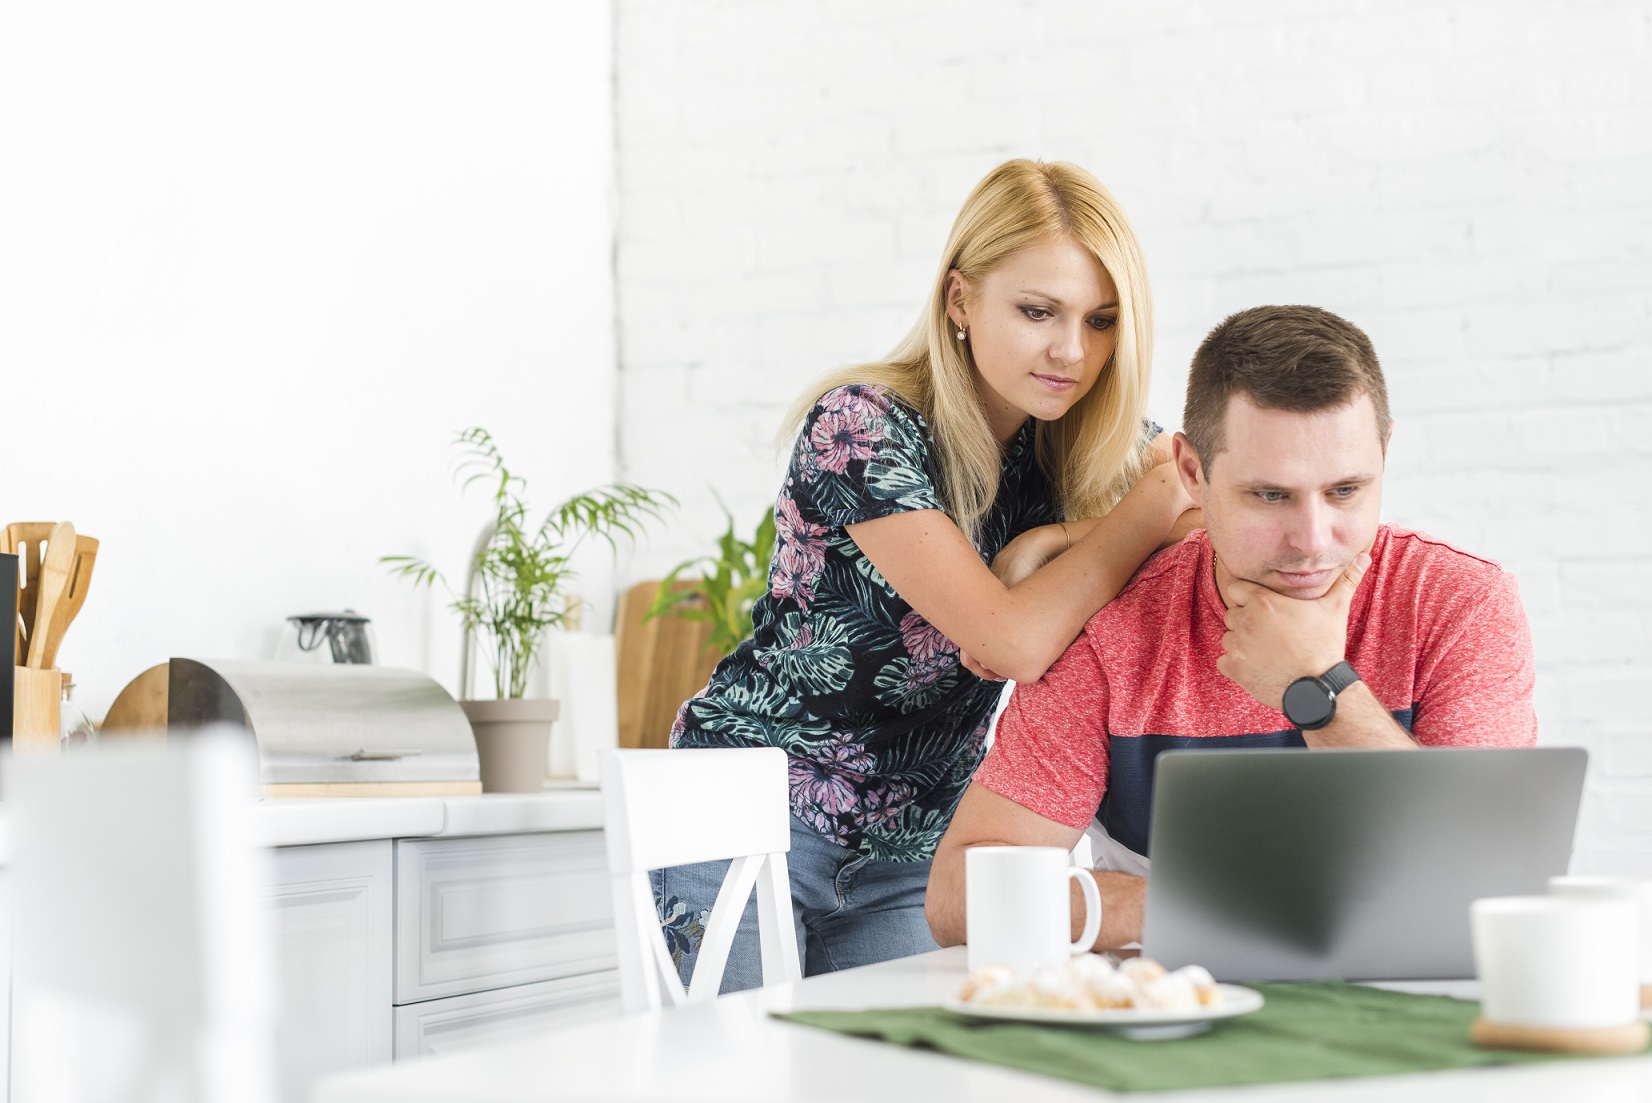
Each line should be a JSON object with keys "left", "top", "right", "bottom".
{"left": 265, "top": 830, "right": 617, "bottom": 1089}
{"left": 392, "top": 973, "right": 619, "bottom": 1059}
{"left": 389, "top": 831, "right": 618, "bottom": 1058}
{"left": 393, "top": 832, "right": 616, "bottom": 1004}
{"left": 269, "top": 840, "right": 393, "bottom": 1103}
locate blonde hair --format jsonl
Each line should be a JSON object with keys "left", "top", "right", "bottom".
{"left": 783, "top": 159, "right": 1154, "bottom": 544}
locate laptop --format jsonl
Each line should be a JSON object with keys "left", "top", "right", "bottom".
{"left": 1140, "top": 747, "right": 1587, "bottom": 981}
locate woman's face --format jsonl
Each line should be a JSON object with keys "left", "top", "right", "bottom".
{"left": 947, "top": 237, "right": 1120, "bottom": 444}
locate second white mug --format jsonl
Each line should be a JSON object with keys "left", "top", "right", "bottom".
{"left": 965, "top": 845, "right": 1102, "bottom": 974}
{"left": 1471, "top": 895, "right": 1641, "bottom": 1030}
{"left": 1549, "top": 874, "right": 1652, "bottom": 1008}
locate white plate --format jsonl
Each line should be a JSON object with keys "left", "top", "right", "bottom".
{"left": 942, "top": 984, "right": 1264, "bottom": 1040}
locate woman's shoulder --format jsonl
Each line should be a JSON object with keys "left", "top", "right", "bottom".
{"left": 810, "top": 382, "right": 920, "bottom": 422}
{"left": 798, "top": 383, "right": 931, "bottom": 450}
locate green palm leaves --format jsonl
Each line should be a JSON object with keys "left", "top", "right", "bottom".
{"left": 384, "top": 427, "right": 674, "bottom": 699}
{"left": 647, "top": 498, "right": 776, "bottom": 658}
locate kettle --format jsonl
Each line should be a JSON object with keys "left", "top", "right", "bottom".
{"left": 277, "top": 610, "right": 378, "bottom": 665}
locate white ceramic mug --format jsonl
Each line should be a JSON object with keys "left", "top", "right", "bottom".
{"left": 1550, "top": 874, "right": 1652, "bottom": 1004}
{"left": 1471, "top": 895, "right": 1641, "bottom": 1029}
{"left": 965, "top": 846, "right": 1102, "bottom": 974}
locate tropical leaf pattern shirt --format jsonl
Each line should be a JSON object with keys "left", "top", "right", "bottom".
{"left": 670, "top": 383, "right": 1086, "bottom": 863}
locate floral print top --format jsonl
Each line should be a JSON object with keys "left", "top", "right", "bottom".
{"left": 671, "top": 383, "right": 1114, "bottom": 863}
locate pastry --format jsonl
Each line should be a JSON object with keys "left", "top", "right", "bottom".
{"left": 957, "top": 955, "right": 1223, "bottom": 1012}
{"left": 1119, "top": 957, "right": 1168, "bottom": 986}
{"left": 1137, "top": 973, "right": 1200, "bottom": 1010}
{"left": 1028, "top": 966, "right": 1089, "bottom": 1010}
{"left": 958, "top": 962, "right": 1017, "bottom": 1003}
{"left": 1172, "top": 964, "right": 1221, "bottom": 1006}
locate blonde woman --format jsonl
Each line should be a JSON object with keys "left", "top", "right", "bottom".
{"left": 658, "top": 160, "right": 1196, "bottom": 991}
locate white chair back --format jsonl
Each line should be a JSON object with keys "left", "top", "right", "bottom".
{"left": 600, "top": 747, "right": 801, "bottom": 1013}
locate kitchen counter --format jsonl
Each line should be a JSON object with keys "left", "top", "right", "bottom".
{"left": 0, "top": 784, "right": 606, "bottom": 858}
{"left": 251, "top": 785, "right": 605, "bottom": 848}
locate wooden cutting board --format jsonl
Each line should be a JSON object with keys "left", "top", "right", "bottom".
{"left": 101, "top": 662, "right": 172, "bottom": 741}
{"left": 614, "top": 581, "right": 722, "bottom": 750}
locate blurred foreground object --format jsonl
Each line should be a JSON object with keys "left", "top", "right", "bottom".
{"left": 9, "top": 730, "right": 276, "bottom": 1102}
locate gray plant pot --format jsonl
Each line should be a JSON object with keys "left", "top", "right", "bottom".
{"left": 460, "top": 698, "right": 560, "bottom": 793}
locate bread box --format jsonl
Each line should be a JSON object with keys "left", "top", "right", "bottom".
{"left": 111, "top": 658, "right": 482, "bottom": 797}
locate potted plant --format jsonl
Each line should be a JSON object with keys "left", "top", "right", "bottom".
{"left": 385, "top": 428, "right": 673, "bottom": 791}
{"left": 646, "top": 497, "right": 775, "bottom": 658}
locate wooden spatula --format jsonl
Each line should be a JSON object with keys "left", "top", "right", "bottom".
{"left": 40, "top": 534, "right": 98, "bottom": 670}
{"left": 26, "top": 521, "right": 75, "bottom": 669}
{"left": 2, "top": 521, "right": 55, "bottom": 661}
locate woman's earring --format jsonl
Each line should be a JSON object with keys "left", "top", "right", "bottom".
{"left": 956, "top": 325, "right": 966, "bottom": 341}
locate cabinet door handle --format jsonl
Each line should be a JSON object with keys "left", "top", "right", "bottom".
{"left": 349, "top": 748, "right": 424, "bottom": 761}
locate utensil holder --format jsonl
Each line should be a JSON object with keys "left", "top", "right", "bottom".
{"left": 13, "top": 666, "right": 62, "bottom": 752}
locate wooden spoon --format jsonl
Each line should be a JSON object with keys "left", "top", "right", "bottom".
{"left": 40, "top": 534, "right": 98, "bottom": 669}
{"left": 26, "top": 521, "right": 75, "bottom": 669}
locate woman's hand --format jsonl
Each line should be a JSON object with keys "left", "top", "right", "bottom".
{"left": 989, "top": 523, "right": 1073, "bottom": 588}
{"left": 958, "top": 650, "right": 1006, "bottom": 681}
{"left": 1161, "top": 507, "right": 1204, "bottom": 549}
{"left": 1143, "top": 430, "right": 1175, "bottom": 469}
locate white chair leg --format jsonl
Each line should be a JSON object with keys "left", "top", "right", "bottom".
{"left": 686, "top": 854, "right": 763, "bottom": 1002}
{"left": 613, "top": 870, "right": 690, "bottom": 1013}
{"left": 755, "top": 852, "right": 802, "bottom": 985}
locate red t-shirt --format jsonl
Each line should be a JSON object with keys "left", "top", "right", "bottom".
{"left": 976, "top": 525, "right": 1537, "bottom": 856}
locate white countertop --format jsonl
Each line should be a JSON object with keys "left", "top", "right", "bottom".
{"left": 0, "top": 785, "right": 605, "bottom": 860}
{"left": 251, "top": 784, "right": 605, "bottom": 847}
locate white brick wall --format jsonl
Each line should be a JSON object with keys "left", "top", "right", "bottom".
{"left": 613, "top": 0, "right": 1652, "bottom": 873}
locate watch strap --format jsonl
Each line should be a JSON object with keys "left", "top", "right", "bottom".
{"left": 1320, "top": 660, "right": 1361, "bottom": 696}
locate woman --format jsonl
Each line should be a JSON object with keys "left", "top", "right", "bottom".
{"left": 659, "top": 159, "right": 1195, "bottom": 990}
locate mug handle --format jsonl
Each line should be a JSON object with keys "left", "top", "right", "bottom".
{"left": 1066, "top": 867, "right": 1103, "bottom": 954}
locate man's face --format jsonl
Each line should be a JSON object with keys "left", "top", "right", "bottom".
{"left": 1175, "top": 393, "right": 1387, "bottom": 601}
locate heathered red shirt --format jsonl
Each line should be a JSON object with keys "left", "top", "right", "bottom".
{"left": 976, "top": 525, "right": 1537, "bottom": 856}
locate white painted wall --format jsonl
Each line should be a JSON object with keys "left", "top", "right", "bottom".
{"left": 612, "top": 1, "right": 1652, "bottom": 873}
{"left": 2, "top": 2, "right": 618, "bottom": 717}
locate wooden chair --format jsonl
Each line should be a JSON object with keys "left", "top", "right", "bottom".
{"left": 600, "top": 747, "right": 801, "bottom": 1013}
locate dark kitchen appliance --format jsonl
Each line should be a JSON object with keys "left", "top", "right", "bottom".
{"left": 3, "top": 552, "right": 16, "bottom": 742}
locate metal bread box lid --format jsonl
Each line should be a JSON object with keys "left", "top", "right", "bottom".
{"left": 167, "top": 658, "right": 479, "bottom": 785}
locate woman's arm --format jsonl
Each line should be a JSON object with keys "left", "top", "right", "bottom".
{"left": 990, "top": 502, "right": 1203, "bottom": 592}
{"left": 847, "top": 463, "right": 1192, "bottom": 684}
{"left": 984, "top": 431, "right": 1190, "bottom": 591}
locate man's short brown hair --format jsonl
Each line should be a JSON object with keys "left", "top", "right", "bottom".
{"left": 1182, "top": 305, "right": 1391, "bottom": 473}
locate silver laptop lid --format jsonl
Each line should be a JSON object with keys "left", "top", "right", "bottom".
{"left": 1141, "top": 747, "right": 1586, "bottom": 982}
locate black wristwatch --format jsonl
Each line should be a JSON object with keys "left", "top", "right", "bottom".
{"left": 1282, "top": 661, "right": 1362, "bottom": 731}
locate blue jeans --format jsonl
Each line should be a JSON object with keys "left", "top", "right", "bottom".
{"left": 651, "top": 815, "right": 940, "bottom": 994}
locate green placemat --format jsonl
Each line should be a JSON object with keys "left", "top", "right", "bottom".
{"left": 777, "top": 982, "right": 1642, "bottom": 1093}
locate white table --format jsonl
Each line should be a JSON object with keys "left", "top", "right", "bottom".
{"left": 312, "top": 947, "right": 1652, "bottom": 1102}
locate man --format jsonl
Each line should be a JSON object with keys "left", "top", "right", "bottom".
{"left": 926, "top": 304, "right": 1537, "bottom": 950}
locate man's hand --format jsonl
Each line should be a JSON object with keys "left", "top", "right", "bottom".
{"left": 927, "top": 784, "right": 1146, "bottom": 950}
{"left": 1216, "top": 554, "right": 1370, "bottom": 709}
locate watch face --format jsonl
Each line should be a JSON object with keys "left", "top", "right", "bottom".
{"left": 1284, "top": 677, "right": 1335, "bottom": 730}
